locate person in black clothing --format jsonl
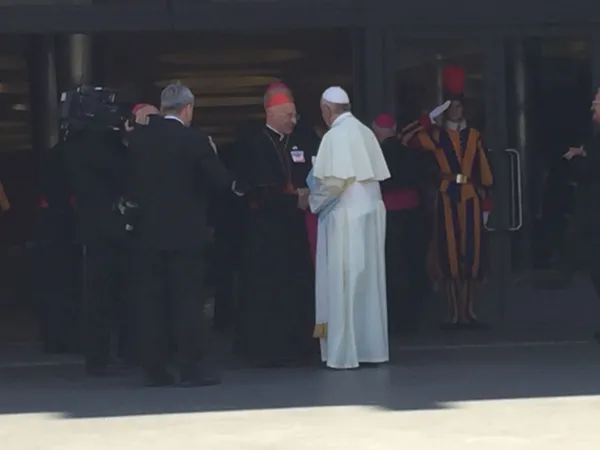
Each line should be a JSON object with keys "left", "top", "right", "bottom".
{"left": 373, "top": 113, "right": 430, "bottom": 335}
{"left": 117, "top": 103, "right": 163, "bottom": 365}
{"left": 232, "top": 85, "right": 318, "bottom": 367}
{"left": 34, "top": 141, "right": 81, "bottom": 354}
{"left": 211, "top": 140, "right": 246, "bottom": 332}
{"left": 127, "top": 83, "right": 242, "bottom": 387}
{"left": 564, "top": 89, "right": 600, "bottom": 339}
{"left": 62, "top": 126, "right": 129, "bottom": 376}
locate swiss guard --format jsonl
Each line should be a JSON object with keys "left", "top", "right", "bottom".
{"left": 402, "top": 65, "right": 494, "bottom": 330}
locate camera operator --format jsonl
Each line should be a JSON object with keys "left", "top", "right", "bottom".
{"left": 62, "top": 117, "right": 129, "bottom": 377}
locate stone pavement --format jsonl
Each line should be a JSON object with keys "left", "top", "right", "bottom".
{"left": 1, "top": 342, "right": 600, "bottom": 449}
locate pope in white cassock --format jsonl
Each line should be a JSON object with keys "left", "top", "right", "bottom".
{"left": 308, "top": 86, "right": 391, "bottom": 369}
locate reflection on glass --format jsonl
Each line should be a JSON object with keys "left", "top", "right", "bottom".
{"left": 507, "top": 38, "right": 591, "bottom": 274}
{"left": 101, "top": 30, "right": 353, "bottom": 144}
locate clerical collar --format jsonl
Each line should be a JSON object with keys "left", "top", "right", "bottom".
{"left": 331, "top": 112, "right": 352, "bottom": 128}
{"left": 445, "top": 119, "right": 467, "bottom": 131}
{"left": 165, "top": 115, "right": 185, "bottom": 126}
{"left": 266, "top": 124, "right": 285, "bottom": 141}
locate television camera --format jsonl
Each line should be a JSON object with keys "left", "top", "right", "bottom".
{"left": 59, "top": 85, "right": 134, "bottom": 135}
{"left": 59, "top": 85, "right": 140, "bottom": 231}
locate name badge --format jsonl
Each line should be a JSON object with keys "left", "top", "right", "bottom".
{"left": 290, "top": 150, "right": 305, "bottom": 163}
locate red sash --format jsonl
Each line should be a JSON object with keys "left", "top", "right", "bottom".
{"left": 382, "top": 189, "right": 419, "bottom": 211}
{"left": 305, "top": 211, "right": 318, "bottom": 266}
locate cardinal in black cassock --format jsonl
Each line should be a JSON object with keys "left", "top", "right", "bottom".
{"left": 233, "top": 85, "right": 319, "bottom": 367}
{"left": 372, "top": 113, "right": 430, "bottom": 335}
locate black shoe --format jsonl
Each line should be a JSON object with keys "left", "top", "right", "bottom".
{"left": 144, "top": 371, "right": 174, "bottom": 387}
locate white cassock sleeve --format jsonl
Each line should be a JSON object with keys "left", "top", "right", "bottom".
{"left": 307, "top": 174, "right": 348, "bottom": 214}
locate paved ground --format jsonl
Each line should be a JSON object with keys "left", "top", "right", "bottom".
{"left": 1, "top": 341, "right": 600, "bottom": 449}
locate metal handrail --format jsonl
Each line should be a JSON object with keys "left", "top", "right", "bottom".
{"left": 484, "top": 148, "right": 523, "bottom": 231}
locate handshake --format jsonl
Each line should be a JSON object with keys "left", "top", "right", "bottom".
{"left": 296, "top": 188, "right": 310, "bottom": 210}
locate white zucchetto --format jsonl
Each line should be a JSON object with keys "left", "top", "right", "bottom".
{"left": 321, "top": 86, "right": 350, "bottom": 104}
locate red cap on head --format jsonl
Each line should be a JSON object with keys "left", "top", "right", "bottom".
{"left": 443, "top": 65, "right": 466, "bottom": 95}
{"left": 132, "top": 103, "right": 150, "bottom": 114}
{"left": 266, "top": 92, "right": 293, "bottom": 108}
{"left": 267, "top": 82, "right": 287, "bottom": 91}
{"left": 374, "top": 113, "right": 396, "bottom": 128}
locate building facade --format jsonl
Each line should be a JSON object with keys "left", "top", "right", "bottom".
{"left": 1, "top": 0, "right": 600, "bottom": 334}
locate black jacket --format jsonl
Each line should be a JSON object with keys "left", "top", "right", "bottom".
{"left": 232, "top": 121, "right": 319, "bottom": 211}
{"left": 63, "top": 129, "right": 128, "bottom": 244}
{"left": 127, "top": 117, "right": 233, "bottom": 250}
{"left": 379, "top": 136, "right": 431, "bottom": 192}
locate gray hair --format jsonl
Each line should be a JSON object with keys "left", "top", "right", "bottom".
{"left": 160, "top": 82, "right": 195, "bottom": 113}
{"left": 326, "top": 102, "right": 351, "bottom": 115}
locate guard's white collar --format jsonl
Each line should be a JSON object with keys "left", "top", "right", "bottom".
{"left": 445, "top": 119, "right": 467, "bottom": 131}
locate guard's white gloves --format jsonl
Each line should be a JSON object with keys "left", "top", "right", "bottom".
{"left": 429, "top": 100, "right": 451, "bottom": 123}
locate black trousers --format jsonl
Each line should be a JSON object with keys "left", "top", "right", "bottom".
{"left": 133, "top": 248, "right": 208, "bottom": 374}
{"left": 82, "top": 242, "right": 125, "bottom": 370}
{"left": 385, "top": 208, "right": 428, "bottom": 334}
{"left": 213, "top": 221, "right": 243, "bottom": 331}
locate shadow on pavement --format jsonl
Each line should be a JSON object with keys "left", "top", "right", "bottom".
{"left": 0, "top": 341, "right": 599, "bottom": 419}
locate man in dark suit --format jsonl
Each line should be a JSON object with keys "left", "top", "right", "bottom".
{"left": 127, "top": 83, "right": 240, "bottom": 387}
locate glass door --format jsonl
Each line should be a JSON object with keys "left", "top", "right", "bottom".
{"left": 500, "top": 36, "right": 600, "bottom": 335}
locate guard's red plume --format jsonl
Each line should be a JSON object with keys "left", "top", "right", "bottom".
{"left": 443, "top": 65, "right": 466, "bottom": 95}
